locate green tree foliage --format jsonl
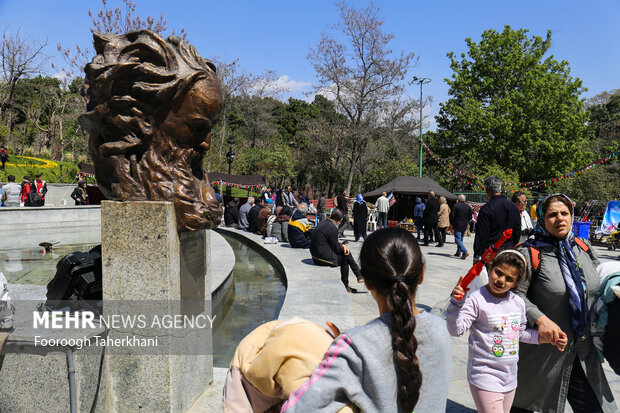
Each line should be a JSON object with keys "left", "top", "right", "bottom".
{"left": 307, "top": 1, "right": 415, "bottom": 194}
{"left": 552, "top": 167, "right": 619, "bottom": 203}
{"left": 551, "top": 90, "right": 620, "bottom": 202}
{"left": 9, "top": 76, "right": 86, "bottom": 161}
{"left": 435, "top": 26, "right": 589, "bottom": 181}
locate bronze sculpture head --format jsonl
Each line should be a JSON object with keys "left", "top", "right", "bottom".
{"left": 80, "top": 30, "right": 222, "bottom": 231}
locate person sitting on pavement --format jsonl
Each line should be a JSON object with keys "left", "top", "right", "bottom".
{"left": 288, "top": 203, "right": 312, "bottom": 248}
{"left": 310, "top": 209, "right": 363, "bottom": 293}
{"left": 238, "top": 196, "right": 254, "bottom": 230}
{"left": 271, "top": 206, "right": 291, "bottom": 243}
{"left": 257, "top": 198, "right": 274, "bottom": 236}
{"left": 261, "top": 186, "right": 273, "bottom": 203}
{"left": 71, "top": 180, "right": 89, "bottom": 205}
{"left": 248, "top": 197, "right": 264, "bottom": 233}
{"left": 224, "top": 198, "right": 240, "bottom": 228}
{"left": 282, "top": 186, "right": 299, "bottom": 208}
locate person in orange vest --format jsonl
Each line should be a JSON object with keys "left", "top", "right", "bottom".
{"left": 29, "top": 174, "right": 47, "bottom": 207}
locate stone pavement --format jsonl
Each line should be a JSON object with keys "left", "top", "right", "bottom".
{"left": 195, "top": 226, "right": 620, "bottom": 412}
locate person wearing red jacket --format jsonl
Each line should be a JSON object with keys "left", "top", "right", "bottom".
{"left": 20, "top": 176, "right": 31, "bottom": 206}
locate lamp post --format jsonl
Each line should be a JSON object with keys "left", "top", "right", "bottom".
{"left": 226, "top": 138, "right": 235, "bottom": 175}
{"left": 410, "top": 76, "right": 431, "bottom": 177}
{"left": 225, "top": 138, "right": 235, "bottom": 196}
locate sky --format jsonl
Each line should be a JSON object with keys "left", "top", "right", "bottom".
{"left": 1, "top": 0, "right": 619, "bottom": 129}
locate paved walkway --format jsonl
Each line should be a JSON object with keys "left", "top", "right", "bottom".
{"left": 196, "top": 227, "right": 620, "bottom": 412}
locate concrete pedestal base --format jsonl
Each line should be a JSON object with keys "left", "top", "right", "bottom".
{"left": 100, "top": 201, "right": 212, "bottom": 412}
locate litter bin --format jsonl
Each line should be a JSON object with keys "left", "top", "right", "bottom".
{"left": 573, "top": 221, "right": 592, "bottom": 240}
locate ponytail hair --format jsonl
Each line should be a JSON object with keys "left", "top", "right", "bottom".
{"left": 360, "top": 228, "right": 424, "bottom": 412}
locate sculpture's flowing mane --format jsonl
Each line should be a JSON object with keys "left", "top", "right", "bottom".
{"left": 80, "top": 30, "right": 222, "bottom": 231}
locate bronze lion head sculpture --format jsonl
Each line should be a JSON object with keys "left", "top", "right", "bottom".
{"left": 80, "top": 30, "right": 222, "bottom": 231}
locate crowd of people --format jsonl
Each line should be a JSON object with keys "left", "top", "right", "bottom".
{"left": 221, "top": 178, "right": 618, "bottom": 413}
{"left": 0, "top": 174, "right": 47, "bottom": 207}
{"left": 0, "top": 173, "right": 92, "bottom": 207}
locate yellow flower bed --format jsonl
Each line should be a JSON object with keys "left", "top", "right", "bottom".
{"left": 6, "top": 155, "right": 59, "bottom": 168}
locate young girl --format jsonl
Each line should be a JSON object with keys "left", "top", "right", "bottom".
{"left": 282, "top": 228, "right": 452, "bottom": 413}
{"left": 447, "top": 250, "right": 567, "bottom": 413}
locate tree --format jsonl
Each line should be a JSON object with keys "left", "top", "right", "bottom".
{"left": 553, "top": 90, "right": 620, "bottom": 202}
{"left": 0, "top": 27, "right": 48, "bottom": 143}
{"left": 56, "top": 0, "right": 185, "bottom": 77}
{"left": 206, "top": 56, "right": 283, "bottom": 172}
{"left": 307, "top": 1, "right": 416, "bottom": 194}
{"left": 435, "top": 26, "right": 589, "bottom": 182}
{"left": 14, "top": 76, "right": 83, "bottom": 160}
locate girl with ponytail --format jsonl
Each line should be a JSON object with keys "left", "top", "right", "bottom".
{"left": 282, "top": 228, "right": 452, "bottom": 413}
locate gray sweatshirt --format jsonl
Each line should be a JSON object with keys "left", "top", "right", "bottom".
{"left": 281, "top": 311, "right": 452, "bottom": 413}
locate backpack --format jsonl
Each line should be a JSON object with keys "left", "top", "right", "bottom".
{"left": 29, "top": 187, "right": 42, "bottom": 204}
{"left": 0, "top": 150, "right": 8, "bottom": 162}
{"left": 603, "top": 297, "right": 620, "bottom": 374}
{"left": 45, "top": 245, "right": 102, "bottom": 314}
{"left": 526, "top": 237, "right": 593, "bottom": 273}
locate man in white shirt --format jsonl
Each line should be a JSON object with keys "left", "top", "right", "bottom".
{"left": 282, "top": 186, "right": 299, "bottom": 208}
{"left": 511, "top": 191, "right": 533, "bottom": 243}
{"left": 375, "top": 192, "right": 389, "bottom": 229}
{"left": 1, "top": 175, "right": 22, "bottom": 207}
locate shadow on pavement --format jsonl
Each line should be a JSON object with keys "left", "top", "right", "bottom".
{"left": 446, "top": 399, "right": 476, "bottom": 412}
{"left": 416, "top": 304, "right": 432, "bottom": 312}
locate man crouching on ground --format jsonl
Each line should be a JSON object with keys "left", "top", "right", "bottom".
{"left": 310, "top": 209, "right": 364, "bottom": 293}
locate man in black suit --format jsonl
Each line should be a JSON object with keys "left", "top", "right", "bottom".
{"left": 473, "top": 177, "right": 521, "bottom": 261}
{"left": 310, "top": 209, "right": 363, "bottom": 293}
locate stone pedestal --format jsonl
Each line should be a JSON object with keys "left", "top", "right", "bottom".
{"left": 101, "top": 201, "right": 212, "bottom": 412}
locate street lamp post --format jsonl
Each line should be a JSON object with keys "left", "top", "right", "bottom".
{"left": 225, "top": 138, "right": 235, "bottom": 196}
{"left": 410, "top": 76, "right": 431, "bottom": 177}
{"left": 226, "top": 138, "right": 235, "bottom": 175}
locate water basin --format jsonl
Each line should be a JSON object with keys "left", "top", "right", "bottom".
{"left": 0, "top": 243, "right": 97, "bottom": 285}
{"left": 0, "top": 234, "right": 286, "bottom": 368}
{"left": 213, "top": 234, "right": 286, "bottom": 367}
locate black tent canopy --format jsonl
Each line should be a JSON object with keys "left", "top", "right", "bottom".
{"left": 364, "top": 176, "right": 457, "bottom": 222}
{"left": 364, "top": 176, "right": 457, "bottom": 200}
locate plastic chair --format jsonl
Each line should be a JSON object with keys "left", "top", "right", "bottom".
{"left": 367, "top": 213, "right": 378, "bottom": 232}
